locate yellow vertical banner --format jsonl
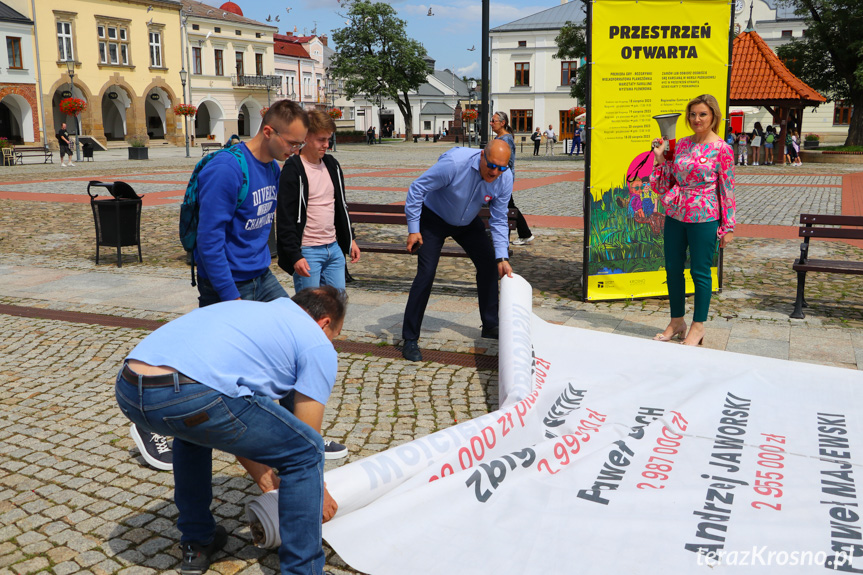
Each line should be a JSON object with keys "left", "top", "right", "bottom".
{"left": 585, "top": 0, "right": 732, "bottom": 301}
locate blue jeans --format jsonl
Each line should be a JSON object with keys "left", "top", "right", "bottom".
{"left": 115, "top": 369, "right": 325, "bottom": 575}
{"left": 292, "top": 242, "right": 346, "bottom": 293}
{"left": 197, "top": 268, "right": 288, "bottom": 307}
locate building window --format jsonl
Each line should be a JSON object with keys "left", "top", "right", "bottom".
{"left": 561, "top": 61, "right": 578, "bottom": 86}
{"left": 192, "top": 24, "right": 199, "bottom": 31}
{"left": 511, "top": 109, "right": 533, "bottom": 132}
{"left": 235, "top": 51, "right": 244, "bottom": 78}
{"left": 303, "top": 74, "right": 311, "bottom": 98}
{"left": 287, "top": 73, "right": 296, "bottom": 95}
{"left": 149, "top": 31, "right": 162, "bottom": 67}
{"left": 514, "top": 62, "right": 529, "bottom": 86}
{"left": 6, "top": 37, "right": 22, "bottom": 69}
{"left": 97, "top": 22, "right": 130, "bottom": 65}
{"left": 192, "top": 47, "right": 202, "bottom": 74}
{"left": 57, "top": 21, "right": 73, "bottom": 61}
{"left": 214, "top": 49, "right": 223, "bottom": 76}
{"left": 424, "top": 120, "right": 431, "bottom": 131}
{"left": 834, "top": 100, "right": 854, "bottom": 125}
{"left": 518, "top": 40, "right": 527, "bottom": 47}
{"left": 214, "top": 27, "right": 221, "bottom": 33}
{"left": 255, "top": 53, "right": 263, "bottom": 76}
{"left": 781, "top": 30, "right": 793, "bottom": 38}
{"left": 348, "top": 107, "right": 355, "bottom": 120}
{"left": 235, "top": 29, "right": 241, "bottom": 35}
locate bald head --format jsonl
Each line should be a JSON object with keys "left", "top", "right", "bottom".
{"left": 479, "top": 140, "right": 511, "bottom": 183}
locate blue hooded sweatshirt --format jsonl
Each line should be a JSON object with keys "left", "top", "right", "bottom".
{"left": 194, "top": 143, "right": 280, "bottom": 301}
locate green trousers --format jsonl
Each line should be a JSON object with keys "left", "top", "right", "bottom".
{"left": 664, "top": 216, "right": 719, "bottom": 322}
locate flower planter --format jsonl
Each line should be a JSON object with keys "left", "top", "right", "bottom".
{"left": 803, "top": 141, "right": 820, "bottom": 149}
{"left": 128, "top": 147, "right": 149, "bottom": 160}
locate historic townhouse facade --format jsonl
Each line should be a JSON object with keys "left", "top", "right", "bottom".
{"left": 0, "top": 2, "right": 38, "bottom": 144}
{"left": 23, "top": 0, "right": 186, "bottom": 148}
{"left": 181, "top": 0, "right": 278, "bottom": 144}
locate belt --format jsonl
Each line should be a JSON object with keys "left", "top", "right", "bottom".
{"left": 122, "top": 364, "right": 197, "bottom": 388}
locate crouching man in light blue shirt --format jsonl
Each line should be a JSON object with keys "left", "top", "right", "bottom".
{"left": 401, "top": 140, "right": 515, "bottom": 362}
{"left": 115, "top": 286, "right": 346, "bottom": 575}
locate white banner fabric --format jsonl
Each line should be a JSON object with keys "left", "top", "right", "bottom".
{"left": 323, "top": 275, "right": 863, "bottom": 574}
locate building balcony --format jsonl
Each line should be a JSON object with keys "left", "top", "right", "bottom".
{"left": 231, "top": 75, "right": 281, "bottom": 89}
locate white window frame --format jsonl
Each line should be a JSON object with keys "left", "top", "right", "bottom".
{"left": 97, "top": 21, "right": 130, "bottom": 66}
{"left": 149, "top": 30, "right": 162, "bottom": 67}
{"left": 57, "top": 21, "right": 73, "bottom": 61}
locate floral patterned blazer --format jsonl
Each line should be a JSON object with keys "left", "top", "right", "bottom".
{"left": 650, "top": 136, "right": 737, "bottom": 237}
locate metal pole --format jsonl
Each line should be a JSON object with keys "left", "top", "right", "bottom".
{"left": 30, "top": 0, "right": 48, "bottom": 147}
{"left": 180, "top": 11, "right": 190, "bottom": 158}
{"left": 480, "top": 0, "right": 490, "bottom": 148}
{"left": 68, "top": 69, "right": 80, "bottom": 162}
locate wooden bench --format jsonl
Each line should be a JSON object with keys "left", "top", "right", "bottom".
{"left": 14, "top": 146, "right": 52, "bottom": 165}
{"left": 200, "top": 142, "right": 222, "bottom": 156}
{"left": 790, "top": 214, "right": 863, "bottom": 318}
{"left": 348, "top": 202, "right": 518, "bottom": 257}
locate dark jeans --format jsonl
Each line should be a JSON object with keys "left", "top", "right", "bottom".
{"left": 196, "top": 268, "right": 287, "bottom": 307}
{"left": 533, "top": 141, "right": 541, "bottom": 156}
{"left": 115, "top": 372, "right": 325, "bottom": 574}
{"left": 402, "top": 206, "right": 499, "bottom": 340}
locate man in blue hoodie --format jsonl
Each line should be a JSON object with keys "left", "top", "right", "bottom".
{"left": 130, "top": 102, "right": 348, "bottom": 467}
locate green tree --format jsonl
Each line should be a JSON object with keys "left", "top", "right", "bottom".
{"left": 554, "top": 2, "right": 588, "bottom": 103}
{"left": 775, "top": 0, "right": 863, "bottom": 146}
{"left": 330, "top": 0, "right": 429, "bottom": 140}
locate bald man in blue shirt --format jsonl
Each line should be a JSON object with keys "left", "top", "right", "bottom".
{"left": 402, "top": 140, "right": 514, "bottom": 361}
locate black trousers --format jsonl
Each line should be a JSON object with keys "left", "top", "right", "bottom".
{"left": 533, "top": 140, "right": 541, "bottom": 156}
{"left": 402, "top": 206, "right": 499, "bottom": 341}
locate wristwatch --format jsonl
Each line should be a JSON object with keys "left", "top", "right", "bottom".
{"left": 496, "top": 257, "right": 509, "bottom": 263}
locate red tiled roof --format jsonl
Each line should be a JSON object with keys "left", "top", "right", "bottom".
{"left": 274, "top": 39, "right": 311, "bottom": 59}
{"left": 731, "top": 30, "right": 825, "bottom": 104}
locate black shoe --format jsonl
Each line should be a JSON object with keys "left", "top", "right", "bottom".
{"left": 402, "top": 339, "right": 422, "bottom": 362}
{"left": 481, "top": 326, "right": 499, "bottom": 339}
{"left": 345, "top": 268, "right": 355, "bottom": 283}
{"left": 180, "top": 525, "right": 227, "bottom": 575}
{"left": 324, "top": 439, "right": 349, "bottom": 460}
{"left": 130, "top": 423, "right": 173, "bottom": 471}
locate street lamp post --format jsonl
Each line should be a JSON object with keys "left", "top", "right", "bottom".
{"left": 65, "top": 59, "right": 81, "bottom": 162}
{"left": 180, "top": 68, "right": 189, "bottom": 158}
{"left": 468, "top": 80, "right": 477, "bottom": 148}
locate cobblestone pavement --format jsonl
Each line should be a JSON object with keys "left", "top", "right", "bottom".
{"left": 1, "top": 143, "right": 863, "bottom": 575}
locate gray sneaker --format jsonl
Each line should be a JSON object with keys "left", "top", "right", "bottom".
{"left": 511, "top": 235, "right": 535, "bottom": 246}
{"left": 130, "top": 423, "right": 173, "bottom": 471}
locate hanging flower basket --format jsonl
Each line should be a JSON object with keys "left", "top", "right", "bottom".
{"left": 173, "top": 104, "right": 198, "bottom": 117}
{"left": 260, "top": 107, "right": 269, "bottom": 117}
{"left": 59, "top": 97, "right": 87, "bottom": 116}
{"left": 569, "top": 106, "right": 586, "bottom": 117}
{"left": 462, "top": 109, "right": 478, "bottom": 122}
{"left": 328, "top": 108, "right": 343, "bottom": 119}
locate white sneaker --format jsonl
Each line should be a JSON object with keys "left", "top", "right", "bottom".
{"left": 754, "top": 162, "right": 759, "bottom": 166}
{"left": 60, "top": 163, "right": 66, "bottom": 167}
{"left": 512, "top": 235, "right": 535, "bottom": 246}
{"left": 68, "top": 162, "right": 75, "bottom": 167}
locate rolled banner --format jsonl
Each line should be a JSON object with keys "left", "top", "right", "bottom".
{"left": 245, "top": 490, "right": 280, "bottom": 549}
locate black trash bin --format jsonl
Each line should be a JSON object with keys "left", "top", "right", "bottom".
{"left": 433, "top": 134, "right": 439, "bottom": 143}
{"left": 87, "top": 181, "right": 143, "bottom": 267}
{"left": 82, "top": 142, "right": 94, "bottom": 161}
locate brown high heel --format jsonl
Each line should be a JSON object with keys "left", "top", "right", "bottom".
{"left": 681, "top": 337, "right": 704, "bottom": 346}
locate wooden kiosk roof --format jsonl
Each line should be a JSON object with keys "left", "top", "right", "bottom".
{"left": 731, "top": 29, "right": 826, "bottom": 106}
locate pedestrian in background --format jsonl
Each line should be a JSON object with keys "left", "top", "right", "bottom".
{"left": 58, "top": 122, "right": 74, "bottom": 167}
{"left": 544, "top": 124, "right": 556, "bottom": 156}
{"left": 650, "top": 94, "right": 736, "bottom": 347}
{"left": 749, "top": 122, "right": 764, "bottom": 166}
{"left": 763, "top": 125, "right": 775, "bottom": 165}
{"left": 531, "top": 127, "right": 541, "bottom": 156}
{"left": 491, "top": 112, "right": 534, "bottom": 245}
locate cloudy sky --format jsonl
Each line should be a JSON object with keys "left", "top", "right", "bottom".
{"left": 202, "top": 0, "right": 555, "bottom": 77}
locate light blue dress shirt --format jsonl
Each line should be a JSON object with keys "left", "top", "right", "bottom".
{"left": 405, "top": 147, "right": 513, "bottom": 259}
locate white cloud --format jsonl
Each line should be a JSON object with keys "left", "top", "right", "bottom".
{"left": 402, "top": 3, "right": 549, "bottom": 33}
{"left": 455, "top": 61, "right": 479, "bottom": 77}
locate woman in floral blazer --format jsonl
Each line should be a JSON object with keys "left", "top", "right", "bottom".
{"left": 650, "top": 94, "right": 736, "bottom": 346}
